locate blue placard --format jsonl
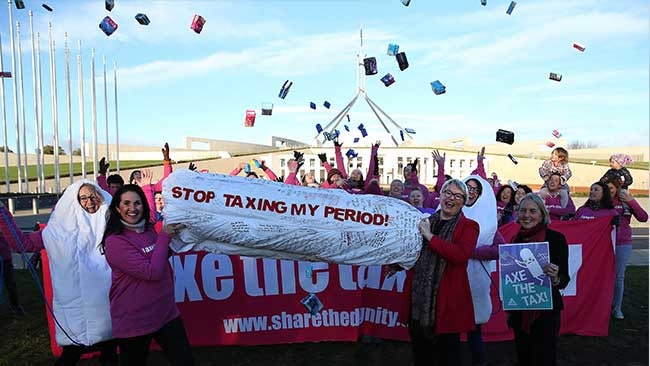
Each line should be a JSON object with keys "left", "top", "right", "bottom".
{"left": 499, "top": 242, "right": 553, "bottom": 311}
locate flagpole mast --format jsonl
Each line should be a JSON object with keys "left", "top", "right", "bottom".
{"left": 64, "top": 33, "right": 73, "bottom": 185}
{"left": 8, "top": 0, "right": 23, "bottom": 192}
{"left": 29, "top": 11, "right": 43, "bottom": 193}
{"left": 48, "top": 22, "right": 60, "bottom": 194}
{"left": 113, "top": 62, "right": 119, "bottom": 173}
{"left": 0, "top": 33, "right": 9, "bottom": 192}
{"left": 77, "top": 41, "right": 86, "bottom": 179}
{"left": 16, "top": 21, "right": 29, "bottom": 192}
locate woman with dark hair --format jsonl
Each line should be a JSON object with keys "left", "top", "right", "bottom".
{"left": 573, "top": 181, "right": 618, "bottom": 221}
{"left": 496, "top": 185, "right": 517, "bottom": 226}
{"left": 101, "top": 185, "right": 194, "bottom": 365}
{"left": 511, "top": 184, "right": 533, "bottom": 223}
{"left": 507, "top": 193, "right": 569, "bottom": 366}
{"left": 538, "top": 173, "right": 576, "bottom": 221}
{"left": 409, "top": 178, "right": 479, "bottom": 365}
{"left": 603, "top": 176, "right": 648, "bottom": 319}
{"left": 403, "top": 158, "right": 430, "bottom": 202}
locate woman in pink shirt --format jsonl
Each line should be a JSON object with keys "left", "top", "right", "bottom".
{"left": 101, "top": 185, "right": 194, "bottom": 365}
{"left": 603, "top": 175, "right": 648, "bottom": 319}
{"left": 573, "top": 181, "right": 618, "bottom": 221}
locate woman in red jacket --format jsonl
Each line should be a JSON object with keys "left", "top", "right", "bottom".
{"left": 410, "top": 178, "right": 479, "bottom": 366}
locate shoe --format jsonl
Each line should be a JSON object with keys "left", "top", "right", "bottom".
{"left": 612, "top": 310, "right": 624, "bottom": 320}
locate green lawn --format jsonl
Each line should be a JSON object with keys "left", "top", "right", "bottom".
{"left": 1, "top": 266, "right": 647, "bottom": 366}
{"left": 0, "top": 161, "right": 161, "bottom": 183}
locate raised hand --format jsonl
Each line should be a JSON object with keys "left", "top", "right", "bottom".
{"left": 477, "top": 146, "right": 485, "bottom": 162}
{"left": 99, "top": 157, "right": 110, "bottom": 175}
{"left": 432, "top": 149, "right": 445, "bottom": 167}
{"left": 317, "top": 153, "right": 328, "bottom": 164}
{"left": 188, "top": 162, "right": 197, "bottom": 171}
{"left": 259, "top": 160, "right": 269, "bottom": 171}
{"left": 141, "top": 169, "right": 154, "bottom": 186}
{"left": 162, "top": 142, "right": 170, "bottom": 161}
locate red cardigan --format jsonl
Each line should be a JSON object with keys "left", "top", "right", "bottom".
{"left": 427, "top": 214, "right": 479, "bottom": 334}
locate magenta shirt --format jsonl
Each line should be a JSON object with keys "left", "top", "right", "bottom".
{"left": 612, "top": 198, "right": 648, "bottom": 245}
{"left": 104, "top": 228, "right": 179, "bottom": 338}
{"left": 544, "top": 194, "right": 576, "bottom": 221}
{"left": 574, "top": 205, "right": 618, "bottom": 221}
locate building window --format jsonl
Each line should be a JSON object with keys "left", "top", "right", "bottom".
{"left": 459, "top": 160, "right": 464, "bottom": 168}
{"left": 450, "top": 159, "right": 455, "bottom": 168}
{"left": 309, "top": 158, "right": 315, "bottom": 168}
{"left": 280, "top": 159, "right": 286, "bottom": 167}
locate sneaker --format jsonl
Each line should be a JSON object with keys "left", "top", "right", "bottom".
{"left": 612, "top": 310, "right": 624, "bottom": 320}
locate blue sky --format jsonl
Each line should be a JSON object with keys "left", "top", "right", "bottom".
{"left": 0, "top": 0, "right": 648, "bottom": 153}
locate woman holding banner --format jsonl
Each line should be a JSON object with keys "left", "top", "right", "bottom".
{"left": 0, "top": 181, "right": 117, "bottom": 365}
{"left": 410, "top": 178, "right": 479, "bottom": 366}
{"left": 507, "top": 193, "right": 569, "bottom": 366}
{"left": 602, "top": 175, "right": 648, "bottom": 319}
{"left": 101, "top": 185, "right": 194, "bottom": 365}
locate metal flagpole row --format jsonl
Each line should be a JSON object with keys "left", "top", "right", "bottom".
{"left": 0, "top": 33, "right": 9, "bottom": 192}
{"left": 1, "top": 6, "right": 121, "bottom": 194}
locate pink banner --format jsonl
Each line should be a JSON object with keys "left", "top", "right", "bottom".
{"left": 42, "top": 216, "right": 614, "bottom": 353}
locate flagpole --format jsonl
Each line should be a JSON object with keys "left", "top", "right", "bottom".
{"left": 29, "top": 11, "right": 43, "bottom": 193}
{"left": 16, "top": 21, "right": 29, "bottom": 192}
{"left": 36, "top": 32, "right": 45, "bottom": 192}
{"left": 48, "top": 23, "right": 60, "bottom": 194}
{"left": 77, "top": 41, "right": 86, "bottom": 179}
{"left": 64, "top": 33, "right": 73, "bottom": 185}
{"left": 113, "top": 62, "right": 119, "bottom": 173}
{"left": 8, "top": 0, "right": 23, "bottom": 192}
{"left": 103, "top": 55, "right": 109, "bottom": 170}
{"left": 90, "top": 48, "right": 98, "bottom": 180}
{"left": 0, "top": 33, "right": 9, "bottom": 192}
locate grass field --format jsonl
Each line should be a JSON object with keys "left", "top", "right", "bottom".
{"left": 0, "top": 267, "right": 647, "bottom": 366}
{"left": 0, "top": 161, "right": 160, "bottom": 183}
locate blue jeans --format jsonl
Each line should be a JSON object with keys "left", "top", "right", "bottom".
{"left": 612, "top": 244, "right": 633, "bottom": 313}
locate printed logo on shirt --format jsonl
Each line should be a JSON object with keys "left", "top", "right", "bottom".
{"left": 142, "top": 244, "right": 156, "bottom": 254}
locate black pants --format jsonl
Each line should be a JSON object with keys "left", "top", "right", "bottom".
{"left": 409, "top": 326, "right": 461, "bottom": 366}
{"left": 117, "top": 317, "right": 194, "bottom": 366}
{"left": 2, "top": 258, "right": 19, "bottom": 309}
{"left": 512, "top": 310, "right": 561, "bottom": 366}
{"left": 467, "top": 324, "right": 486, "bottom": 365}
{"left": 55, "top": 340, "right": 118, "bottom": 366}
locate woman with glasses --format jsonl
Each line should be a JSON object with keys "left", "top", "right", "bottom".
{"left": 507, "top": 193, "right": 569, "bottom": 366}
{"left": 409, "top": 178, "right": 479, "bottom": 365}
{"left": 0, "top": 180, "right": 117, "bottom": 365}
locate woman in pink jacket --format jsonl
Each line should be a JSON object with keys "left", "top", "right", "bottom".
{"left": 101, "top": 185, "right": 194, "bottom": 365}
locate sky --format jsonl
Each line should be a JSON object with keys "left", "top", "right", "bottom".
{"left": 0, "top": 0, "right": 648, "bottom": 154}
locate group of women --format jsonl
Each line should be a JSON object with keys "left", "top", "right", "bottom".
{"left": 0, "top": 140, "right": 646, "bottom": 366}
{"left": 0, "top": 142, "right": 193, "bottom": 365}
